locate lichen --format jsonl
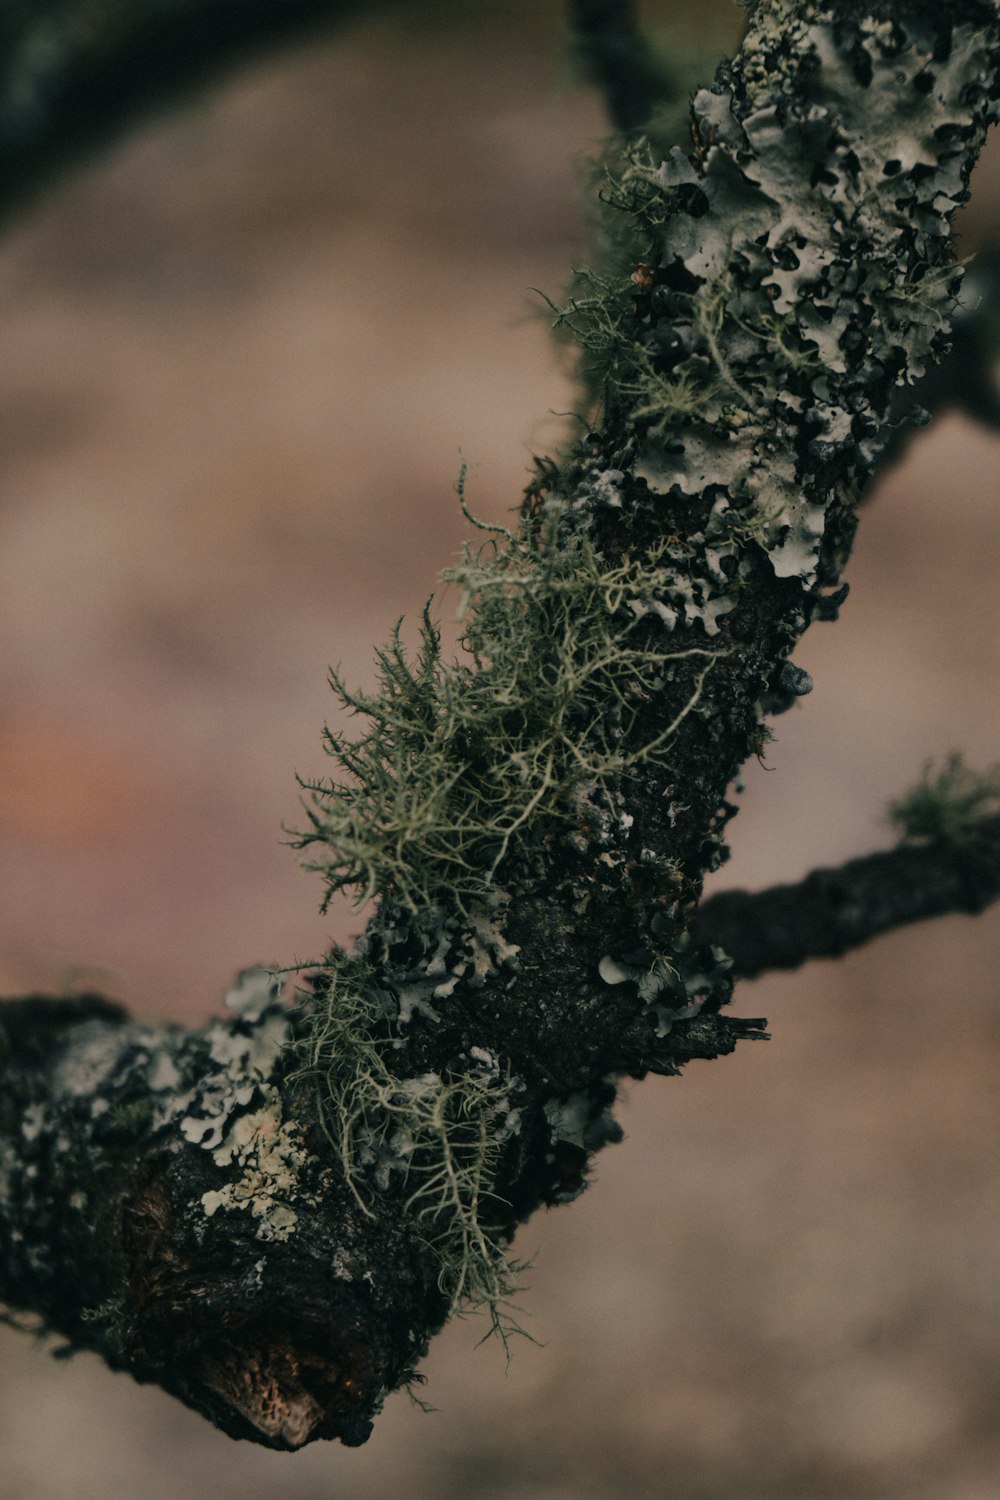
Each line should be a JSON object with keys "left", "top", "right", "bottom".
{"left": 295, "top": 952, "right": 528, "bottom": 1339}
{"left": 200, "top": 1091, "right": 309, "bottom": 1242}
{"left": 165, "top": 969, "right": 312, "bottom": 1242}
{"left": 284, "top": 0, "right": 999, "bottom": 1356}
{"left": 553, "top": 4, "right": 995, "bottom": 584}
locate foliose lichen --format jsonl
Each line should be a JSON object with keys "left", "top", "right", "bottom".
{"left": 562, "top": 4, "right": 998, "bottom": 586}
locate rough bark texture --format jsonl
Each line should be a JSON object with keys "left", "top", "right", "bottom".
{"left": 696, "top": 812, "right": 1000, "bottom": 977}
{"left": 1, "top": 0, "right": 998, "bottom": 1453}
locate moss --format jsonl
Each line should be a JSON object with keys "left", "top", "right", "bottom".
{"left": 888, "top": 753, "right": 1000, "bottom": 845}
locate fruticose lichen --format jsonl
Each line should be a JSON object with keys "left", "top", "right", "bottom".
{"left": 290, "top": 482, "right": 733, "bottom": 1331}
{"left": 294, "top": 950, "right": 529, "bottom": 1337}
{"left": 295, "top": 501, "right": 719, "bottom": 917}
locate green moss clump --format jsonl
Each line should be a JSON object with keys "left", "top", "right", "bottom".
{"left": 888, "top": 753, "right": 1000, "bottom": 845}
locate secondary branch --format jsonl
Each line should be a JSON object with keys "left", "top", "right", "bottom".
{"left": 696, "top": 815, "right": 1000, "bottom": 978}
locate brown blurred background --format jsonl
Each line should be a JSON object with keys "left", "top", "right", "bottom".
{"left": 1, "top": 2, "right": 999, "bottom": 1495}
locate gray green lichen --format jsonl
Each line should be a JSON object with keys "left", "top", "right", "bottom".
{"left": 570, "top": 6, "right": 997, "bottom": 579}
{"left": 295, "top": 506, "right": 719, "bottom": 916}
{"left": 294, "top": 953, "right": 528, "bottom": 1334}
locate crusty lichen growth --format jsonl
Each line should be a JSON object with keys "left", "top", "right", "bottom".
{"left": 172, "top": 968, "right": 313, "bottom": 1243}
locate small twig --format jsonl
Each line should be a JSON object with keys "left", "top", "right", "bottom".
{"left": 695, "top": 814, "right": 1000, "bottom": 979}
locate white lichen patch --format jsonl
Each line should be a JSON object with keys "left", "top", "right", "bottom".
{"left": 543, "top": 1093, "right": 592, "bottom": 1151}
{"left": 172, "top": 976, "right": 290, "bottom": 1149}
{"left": 465, "top": 898, "right": 521, "bottom": 984}
{"left": 224, "top": 966, "right": 283, "bottom": 1023}
{"left": 207, "top": 1008, "right": 288, "bottom": 1078}
{"left": 51, "top": 1022, "right": 130, "bottom": 1100}
{"left": 146, "top": 1049, "right": 181, "bottom": 1093}
{"left": 598, "top": 952, "right": 678, "bottom": 1004}
{"left": 542, "top": 1085, "right": 621, "bottom": 1199}
{"left": 134, "top": 970, "right": 312, "bottom": 1239}
{"left": 178, "top": 1081, "right": 256, "bottom": 1151}
{"left": 21, "top": 1103, "right": 48, "bottom": 1143}
{"left": 599, "top": 938, "right": 729, "bottom": 1040}
{"left": 201, "top": 1088, "right": 309, "bottom": 1242}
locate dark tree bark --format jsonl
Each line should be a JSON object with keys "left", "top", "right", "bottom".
{"left": 696, "top": 814, "right": 1000, "bottom": 978}
{"left": 569, "top": 0, "right": 674, "bottom": 133}
{"left": 1, "top": 0, "right": 998, "bottom": 1452}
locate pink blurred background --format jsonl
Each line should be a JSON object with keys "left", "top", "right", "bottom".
{"left": 1, "top": 2, "right": 999, "bottom": 1494}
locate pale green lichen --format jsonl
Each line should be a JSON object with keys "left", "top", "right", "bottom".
{"left": 295, "top": 955, "right": 528, "bottom": 1340}
{"left": 295, "top": 500, "right": 719, "bottom": 917}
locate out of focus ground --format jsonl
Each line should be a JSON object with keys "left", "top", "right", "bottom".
{"left": 1, "top": 2, "right": 999, "bottom": 1495}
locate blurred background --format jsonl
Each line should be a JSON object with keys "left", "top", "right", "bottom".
{"left": 1, "top": 1, "right": 999, "bottom": 1495}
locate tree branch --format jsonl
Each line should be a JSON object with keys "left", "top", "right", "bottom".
{"left": 696, "top": 816, "right": 1000, "bottom": 978}
{"left": 569, "top": 0, "right": 672, "bottom": 133}
{"left": 2, "top": 0, "right": 998, "bottom": 1452}
{"left": 0, "top": 0, "right": 390, "bottom": 226}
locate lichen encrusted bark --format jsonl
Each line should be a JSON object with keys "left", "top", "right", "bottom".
{"left": 0, "top": 973, "right": 440, "bottom": 1448}
{"left": 2, "top": 0, "right": 998, "bottom": 1451}
{"left": 294, "top": 0, "right": 1000, "bottom": 1365}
